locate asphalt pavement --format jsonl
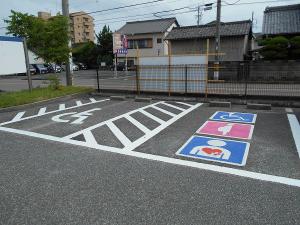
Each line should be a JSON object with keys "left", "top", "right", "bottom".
{"left": 0, "top": 94, "right": 300, "bottom": 224}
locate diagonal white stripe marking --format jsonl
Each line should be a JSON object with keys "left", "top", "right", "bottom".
{"left": 82, "top": 130, "right": 98, "bottom": 146}
{"left": 0, "top": 122, "right": 299, "bottom": 188}
{"left": 287, "top": 114, "right": 300, "bottom": 158}
{"left": 151, "top": 105, "right": 176, "bottom": 117}
{"left": 161, "top": 102, "right": 184, "bottom": 111}
{"left": 63, "top": 101, "right": 164, "bottom": 139}
{"left": 176, "top": 101, "right": 193, "bottom": 107}
{"left": 285, "top": 108, "right": 293, "bottom": 113}
{"left": 10, "top": 112, "right": 26, "bottom": 122}
{"left": 107, "top": 121, "right": 132, "bottom": 147}
{"left": 76, "top": 100, "right": 83, "bottom": 106}
{"left": 124, "top": 115, "right": 151, "bottom": 133}
{"left": 89, "top": 98, "right": 97, "bottom": 103}
{"left": 59, "top": 104, "right": 66, "bottom": 110}
{"left": 139, "top": 109, "right": 165, "bottom": 124}
{"left": 37, "top": 107, "right": 47, "bottom": 116}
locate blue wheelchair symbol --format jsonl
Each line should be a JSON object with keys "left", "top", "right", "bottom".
{"left": 210, "top": 111, "right": 257, "bottom": 123}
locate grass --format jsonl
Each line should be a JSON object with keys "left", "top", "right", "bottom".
{"left": 0, "top": 86, "right": 93, "bottom": 108}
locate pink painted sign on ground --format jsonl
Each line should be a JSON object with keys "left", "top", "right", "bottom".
{"left": 197, "top": 121, "right": 254, "bottom": 140}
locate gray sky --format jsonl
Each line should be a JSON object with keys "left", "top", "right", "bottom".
{"left": 0, "top": 0, "right": 299, "bottom": 36}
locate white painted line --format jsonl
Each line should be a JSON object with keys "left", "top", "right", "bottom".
{"left": 37, "top": 107, "right": 47, "bottom": 116}
{"left": 287, "top": 114, "right": 300, "bottom": 158}
{"left": 139, "top": 109, "right": 165, "bottom": 124}
{"left": 151, "top": 105, "right": 176, "bottom": 117}
{"left": 63, "top": 101, "right": 164, "bottom": 139}
{"left": 161, "top": 102, "right": 184, "bottom": 111}
{"left": 0, "top": 99, "right": 110, "bottom": 126}
{"left": 106, "top": 121, "right": 132, "bottom": 147}
{"left": 285, "top": 108, "right": 293, "bottom": 113}
{"left": 124, "top": 115, "right": 151, "bottom": 133}
{"left": 76, "top": 100, "right": 83, "bottom": 106}
{"left": 124, "top": 103, "right": 203, "bottom": 151}
{"left": 89, "top": 98, "right": 97, "bottom": 103}
{"left": 0, "top": 124, "right": 299, "bottom": 188}
{"left": 10, "top": 111, "right": 25, "bottom": 122}
{"left": 59, "top": 104, "right": 66, "bottom": 110}
{"left": 176, "top": 101, "right": 193, "bottom": 107}
{"left": 82, "top": 130, "right": 99, "bottom": 146}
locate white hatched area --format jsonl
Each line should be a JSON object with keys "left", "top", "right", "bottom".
{"left": 63, "top": 101, "right": 202, "bottom": 152}
{"left": 0, "top": 98, "right": 109, "bottom": 126}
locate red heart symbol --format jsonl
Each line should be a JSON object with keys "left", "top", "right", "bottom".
{"left": 202, "top": 147, "right": 222, "bottom": 155}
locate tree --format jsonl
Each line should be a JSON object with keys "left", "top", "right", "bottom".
{"left": 259, "top": 36, "right": 289, "bottom": 60}
{"left": 96, "top": 25, "right": 113, "bottom": 66}
{"left": 72, "top": 41, "right": 98, "bottom": 67}
{"left": 5, "top": 10, "right": 69, "bottom": 64}
{"left": 259, "top": 36, "right": 300, "bottom": 60}
{"left": 290, "top": 36, "right": 300, "bottom": 59}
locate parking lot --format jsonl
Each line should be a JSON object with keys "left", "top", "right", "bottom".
{"left": 0, "top": 95, "right": 300, "bottom": 224}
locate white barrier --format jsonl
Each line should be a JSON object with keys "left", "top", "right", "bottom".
{"left": 0, "top": 36, "right": 26, "bottom": 75}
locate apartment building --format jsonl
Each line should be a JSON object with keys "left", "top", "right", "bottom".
{"left": 38, "top": 11, "right": 95, "bottom": 44}
{"left": 69, "top": 11, "right": 95, "bottom": 44}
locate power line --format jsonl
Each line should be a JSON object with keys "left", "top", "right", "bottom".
{"left": 71, "top": 0, "right": 165, "bottom": 17}
{"left": 94, "top": 4, "right": 197, "bottom": 23}
{"left": 94, "top": 8, "right": 198, "bottom": 26}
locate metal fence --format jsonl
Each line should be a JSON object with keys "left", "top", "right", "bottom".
{"left": 95, "top": 61, "right": 300, "bottom": 99}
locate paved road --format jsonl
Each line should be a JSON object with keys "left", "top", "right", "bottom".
{"left": 1, "top": 70, "right": 299, "bottom": 98}
{"left": 0, "top": 95, "right": 299, "bottom": 224}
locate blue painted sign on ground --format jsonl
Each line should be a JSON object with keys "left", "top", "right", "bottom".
{"left": 176, "top": 136, "right": 250, "bottom": 166}
{"left": 210, "top": 111, "right": 257, "bottom": 123}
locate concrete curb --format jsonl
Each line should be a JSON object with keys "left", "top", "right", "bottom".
{"left": 135, "top": 97, "right": 152, "bottom": 103}
{"left": 110, "top": 96, "right": 126, "bottom": 101}
{"left": 247, "top": 103, "right": 272, "bottom": 110}
{"left": 0, "top": 91, "right": 92, "bottom": 113}
{"left": 90, "top": 91, "right": 300, "bottom": 108}
{"left": 209, "top": 101, "right": 231, "bottom": 108}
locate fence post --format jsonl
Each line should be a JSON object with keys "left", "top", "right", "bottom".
{"left": 96, "top": 68, "right": 100, "bottom": 93}
{"left": 135, "top": 65, "right": 140, "bottom": 95}
{"left": 185, "top": 65, "right": 188, "bottom": 95}
{"left": 244, "top": 61, "right": 249, "bottom": 99}
{"left": 205, "top": 39, "right": 209, "bottom": 98}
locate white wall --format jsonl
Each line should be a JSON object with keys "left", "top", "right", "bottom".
{"left": 0, "top": 36, "right": 26, "bottom": 75}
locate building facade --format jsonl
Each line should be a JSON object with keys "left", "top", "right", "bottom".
{"left": 115, "top": 18, "right": 179, "bottom": 66}
{"left": 69, "top": 11, "right": 95, "bottom": 44}
{"left": 165, "top": 20, "right": 252, "bottom": 62}
{"left": 38, "top": 11, "right": 95, "bottom": 44}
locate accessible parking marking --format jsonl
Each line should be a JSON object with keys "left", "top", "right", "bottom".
{"left": 210, "top": 111, "right": 257, "bottom": 123}
{"left": 0, "top": 98, "right": 110, "bottom": 126}
{"left": 197, "top": 121, "right": 254, "bottom": 140}
{"left": 176, "top": 136, "right": 250, "bottom": 166}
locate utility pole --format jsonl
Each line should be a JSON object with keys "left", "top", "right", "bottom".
{"left": 214, "top": 0, "right": 221, "bottom": 80}
{"left": 197, "top": 5, "right": 200, "bottom": 26}
{"left": 62, "top": 0, "right": 73, "bottom": 86}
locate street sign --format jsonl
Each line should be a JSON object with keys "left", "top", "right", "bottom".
{"left": 176, "top": 135, "right": 250, "bottom": 166}
{"left": 210, "top": 111, "right": 257, "bottom": 123}
{"left": 116, "top": 48, "right": 128, "bottom": 54}
{"left": 113, "top": 32, "right": 122, "bottom": 54}
{"left": 197, "top": 121, "right": 254, "bottom": 140}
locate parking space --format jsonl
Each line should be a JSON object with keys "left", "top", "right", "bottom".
{"left": 0, "top": 95, "right": 300, "bottom": 188}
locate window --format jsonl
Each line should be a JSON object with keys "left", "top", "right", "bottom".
{"left": 157, "top": 38, "right": 162, "bottom": 44}
{"left": 128, "top": 39, "right": 153, "bottom": 49}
